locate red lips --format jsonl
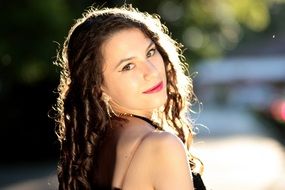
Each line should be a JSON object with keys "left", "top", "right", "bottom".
{"left": 143, "top": 82, "right": 163, "bottom": 94}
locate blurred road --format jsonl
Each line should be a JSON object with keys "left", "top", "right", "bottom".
{"left": 0, "top": 162, "right": 58, "bottom": 190}
{"left": 0, "top": 107, "right": 285, "bottom": 190}
{"left": 194, "top": 136, "right": 285, "bottom": 190}
{"left": 192, "top": 106, "right": 285, "bottom": 190}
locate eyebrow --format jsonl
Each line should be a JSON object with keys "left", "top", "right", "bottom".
{"left": 114, "top": 41, "right": 154, "bottom": 69}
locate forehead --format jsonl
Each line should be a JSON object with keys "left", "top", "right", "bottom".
{"left": 101, "top": 28, "right": 151, "bottom": 63}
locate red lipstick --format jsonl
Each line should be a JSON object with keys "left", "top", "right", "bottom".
{"left": 143, "top": 82, "right": 163, "bottom": 94}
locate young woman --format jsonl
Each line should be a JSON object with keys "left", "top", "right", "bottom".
{"left": 53, "top": 4, "right": 206, "bottom": 190}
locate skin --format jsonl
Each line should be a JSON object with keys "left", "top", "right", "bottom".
{"left": 101, "top": 28, "right": 167, "bottom": 118}
{"left": 99, "top": 28, "right": 194, "bottom": 190}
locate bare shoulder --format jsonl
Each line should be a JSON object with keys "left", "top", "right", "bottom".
{"left": 139, "top": 131, "right": 194, "bottom": 190}
{"left": 119, "top": 128, "right": 193, "bottom": 190}
{"left": 142, "top": 131, "right": 187, "bottom": 155}
{"left": 138, "top": 131, "right": 190, "bottom": 170}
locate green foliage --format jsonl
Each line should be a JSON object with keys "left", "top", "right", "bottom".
{"left": 0, "top": 0, "right": 284, "bottom": 86}
{"left": 131, "top": 0, "right": 285, "bottom": 61}
{"left": 0, "top": 0, "right": 72, "bottom": 87}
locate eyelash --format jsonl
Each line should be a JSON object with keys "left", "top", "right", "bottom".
{"left": 120, "top": 47, "right": 156, "bottom": 72}
{"left": 147, "top": 48, "right": 156, "bottom": 57}
{"left": 121, "top": 63, "right": 134, "bottom": 71}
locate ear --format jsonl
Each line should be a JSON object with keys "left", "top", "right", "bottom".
{"left": 99, "top": 86, "right": 105, "bottom": 99}
{"left": 100, "top": 82, "right": 111, "bottom": 99}
{"left": 101, "top": 85, "right": 107, "bottom": 95}
{"left": 100, "top": 86, "right": 109, "bottom": 98}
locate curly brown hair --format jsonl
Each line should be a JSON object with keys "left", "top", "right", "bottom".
{"left": 53, "top": 4, "right": 200, "bottom": 190}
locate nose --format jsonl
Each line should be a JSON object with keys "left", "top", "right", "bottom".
{"left": 141, "top": 60, "right": 159, "bottom": 81}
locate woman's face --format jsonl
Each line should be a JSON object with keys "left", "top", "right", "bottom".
{"left": 101, "top": 28, "right": 167, "bottom": 117}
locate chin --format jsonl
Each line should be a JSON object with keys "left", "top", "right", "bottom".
{"left": 152, "top": 95, "right": 168, "bottom": 108}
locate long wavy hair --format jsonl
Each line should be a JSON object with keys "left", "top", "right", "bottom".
{"left": 53, "top": 4, "right": 200, "bottom": 190}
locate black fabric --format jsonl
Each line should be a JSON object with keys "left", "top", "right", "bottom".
{"left": 192, "top": 172, "right": 207, "bottom": 190}
{"left": 131, "top": 114, "right": 159, "bottom": 129}
{"left": 93, "top": 175, "right": 207, "bottom": 190}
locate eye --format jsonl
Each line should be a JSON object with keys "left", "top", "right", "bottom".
{"left": 147, "top": 48, "right": 156, "bottom": 58}
{"left": 121, "top": 63, "right": 135, "bottom": 71}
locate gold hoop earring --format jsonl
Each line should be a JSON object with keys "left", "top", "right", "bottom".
{"left": 101, "top": 93, "right": 117, "bottom": 117}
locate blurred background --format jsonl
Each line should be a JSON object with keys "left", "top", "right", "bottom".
{"left": 0, "top": 0, "right": 284, "bottom": 189}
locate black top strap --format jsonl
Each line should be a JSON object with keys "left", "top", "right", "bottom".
{"left": 130, "top": 114, "right": 159, "bottom": 129}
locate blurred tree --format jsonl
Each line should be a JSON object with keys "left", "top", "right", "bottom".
{"left": 131, "top": 0, "right": 285, "bottom": 61}
{"left": 0, "top": 0, "right": 86, "bottom": 162}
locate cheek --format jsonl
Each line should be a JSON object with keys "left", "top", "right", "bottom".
{"left": 105, "top": 74, "right": 140, "bottom": 100}
{"left": 155, "top": 56, "right": 166, "bottom": 79}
